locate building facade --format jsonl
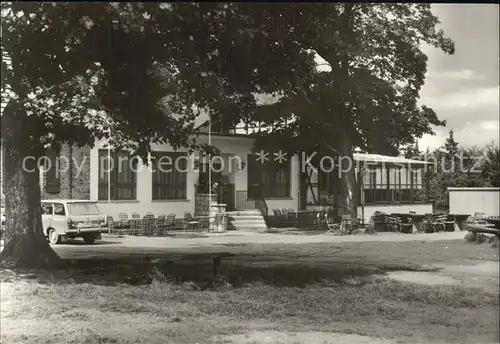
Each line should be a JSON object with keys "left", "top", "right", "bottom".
{"left": 39, "top": 128, "right": 433, "bottom": 223}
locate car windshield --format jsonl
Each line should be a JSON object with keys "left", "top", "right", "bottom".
{"left": 68, "top": 203, "right": 101, "bottom": 216}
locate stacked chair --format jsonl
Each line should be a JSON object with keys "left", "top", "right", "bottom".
{"left": 102, "top": 211, "right": 230, "bottom": 236}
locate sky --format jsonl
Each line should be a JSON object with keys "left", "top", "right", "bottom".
{"left": 419, "top": 4, "right": 499, "bottom": 150}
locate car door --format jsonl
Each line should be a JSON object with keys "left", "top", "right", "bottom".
{"left": 41, "top": 202, "right": 53, "bottom": 236}
{"left": 51, "top": 203, "right": 68, "bottom": 235}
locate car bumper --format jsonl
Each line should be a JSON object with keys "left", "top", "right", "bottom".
{"left": 65, "top": 227, "right": 102, "bottom": 234}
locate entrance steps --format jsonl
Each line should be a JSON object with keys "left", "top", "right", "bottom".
{"left": 226, "top": 209, "right": 268, "bottom": 231}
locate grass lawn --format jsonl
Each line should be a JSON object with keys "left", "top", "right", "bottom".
{"left": 1, "top": 239, "right": 499, "bottom": 344}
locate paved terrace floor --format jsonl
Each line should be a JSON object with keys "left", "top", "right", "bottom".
{"left": 0, "top": 230, "right": 467, "bottom": 259}
{"left": 52, "top": 230, "right": 467, "bottom": 259}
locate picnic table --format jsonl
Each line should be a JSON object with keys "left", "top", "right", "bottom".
{"left": 390, "top": 213, "right": 422, "bottom": 233}
{"left": 467, "top": 223, "right": 500, "bottom": 238}
{"left": 448, "top": 214, "right": 470, "bottom": 231}
{"left": 485, "top": 217, "right": 500, "bottom": 229}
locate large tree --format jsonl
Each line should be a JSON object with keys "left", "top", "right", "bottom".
{"left": 224, "top": 4, "right": 454, "bottom": 215}
{"left": 1, "top": 2, "right": 315, "bottom": 267}
{"left": 481, "top": 144, "right": 500, "bottom": 187}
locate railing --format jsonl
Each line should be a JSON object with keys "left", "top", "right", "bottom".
{"left": 236, "top": 190, "right": 256, "bottom": 210}
{"left": 207, "top": 122, "right": 284, "bottom": 136}
{"left": 235, "top": 190, "right": 269, "bottom": 228}
{"left": 255, "top": 198, "right": 268, "bottom": 218}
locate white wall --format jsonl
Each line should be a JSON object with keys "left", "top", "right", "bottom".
{"left": 89, "top": 135, "right": 301, "bottom": 219}
{"left": 448, "top": 187, "right": 500, "bottom": 216}
{"left": 357, "top": 203, "right": 433, "bottom": 223}
{"left": 91, "top": 135, "right": 255, "bottom": 219}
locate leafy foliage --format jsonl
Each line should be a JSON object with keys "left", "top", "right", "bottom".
{"left": 425, "top": 135, "right": 498, "bottom": 211}
{"left": 237, "top": 4, "right": 454, "bottom": 157}
{"left": 1, "top": 3, "right": 315, "bottom": 158}
{"left": 481, "top": 144, "right": 500, "bottom": 187}
{"left": 401, "top": 141, "right": 422, "bottom": 160}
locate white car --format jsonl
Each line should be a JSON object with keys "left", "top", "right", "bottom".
{"left": 41, "top": 200, "right": 106, "bottom": 245}
{"left": 1, "top": 212, "right": 5, "bottom": 238}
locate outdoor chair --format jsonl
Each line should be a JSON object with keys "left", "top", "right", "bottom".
{"left": 339, "top": 215, "right": 362, "bottom": 235}
{"left": 118, "top": 213, "right": 129, "bottom": 230}
{"left": 281, "top": 208, "right": 289, "bottom": 218}
{"left": 211, "top": 212, "right": 226, "bottom": 232}
{"left": 183, "top": 211, "right": 202, "bottom": 231}
{"left": 272, "top": 209, "right": 283, "bottom": 217}
{"left": 399, "top": 215, "right": 413, "bottom": 234}
{"left": 474, "top": 212, "right": 487, "bottom": 220}
{"left": 140, "top": 216, "right": 156, "bottom": 236}
{"left": 152, "top": 214, "right": 166, "bottom": 236}
{"left": 430, "top": 214, "right": 447, "bottom": 232}
{"left": 444, "top": 215, "right": 456, "bottom": 232}
{"left": 325, "top": 213, "right": 341, "bottom": 233}
{"left": 422, "top": 213, "right": 434, "bottom": 233}
{"left": 105, "top": 215, "right": 115, "bottom": 234}
{"left": 287, "top": 208, "right": 298, "bottom": 219}
{"left": 467, "top": 213, "right": 488, "bottom": 225}
{"left": 129, "top": 213, "right": 141, "bottom": 235}
{"left": 162, "top": 213, "right": 176, "bottom": 236}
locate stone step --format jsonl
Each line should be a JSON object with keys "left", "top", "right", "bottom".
{"left": 227, "top": 223, "right": 268, "bottom": 230}
{"left": 226, "top": 210, "right": 262, "bottom": 216}
{"left": 228, "top": 215, "right": 266, "bottom": 221}
{"left": 229, "top": 222, "right": 267, "bottom": 228}
{"left": 228, "top": 217, "right": 266, "bottom": 225}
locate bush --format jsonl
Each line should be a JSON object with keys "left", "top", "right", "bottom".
{"left": 489, "top": 235, "right": 499, "bottom": 248}
{"left": 424, "top": 224, "right": 434, "bottom": 233}
{"left": 475, "top": 233, "right": 487, "bottom": 244}
{"left": 464, "top": 232, "right": 476, "bottom": 242}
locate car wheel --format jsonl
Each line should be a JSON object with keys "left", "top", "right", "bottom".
{"left": 48, "top": 228, "right": 61, "bottom": 245}
{"left": 83, "top": 235, "right": 96, "bottom": 245}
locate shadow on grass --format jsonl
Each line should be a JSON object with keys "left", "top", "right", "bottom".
{"left": 58, "top": 240, "right": 120, "bottom": 246}
{"left": 0, "top": 253, "right": 436, "bottom": 290}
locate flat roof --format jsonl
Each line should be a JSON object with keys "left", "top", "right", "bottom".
{"left": 353, "top": 153, "right": 433, "bottom": 165}
{"left": 196, "top": 132, "right": 256, "bottom": 140}
{"left": 448, "top": 187, "right": 500, "bottom": 191}
{"left": 41, "top": 199, "right": 97, "bottom": 203}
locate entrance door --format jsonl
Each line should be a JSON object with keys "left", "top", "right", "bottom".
{"left": 218, "top": 184, "right": 235, "bottom": 211}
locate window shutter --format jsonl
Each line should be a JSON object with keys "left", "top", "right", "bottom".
{"left": 45, "top": 148, "right": 61, "bottom": 194}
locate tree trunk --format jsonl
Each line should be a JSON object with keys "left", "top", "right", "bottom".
{"left": 325, "top": 132, "right": 358, "bottom": 218}
{"left": 0, "top": 139, "right": 61, "bottom": 269}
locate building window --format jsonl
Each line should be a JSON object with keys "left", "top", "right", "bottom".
{"left": 152, "top": 152, "right": 187, "bottom": 200}
{"left": 53, "top": 203, "right": 65, "bottom": 216}
{"left": 363, "top": 166, "right": 424, "bottom": 204}
{"left": 410, "top": 169, "right": 423, "bottom": 189}
{"left": 247, "top": 154, "right": 290, "bottom": 198}
{"left": 98, "top": 149, "right": 137, "bottom": 201}
{"left": 45, "top": 148, "right": 61, "bottom": 194}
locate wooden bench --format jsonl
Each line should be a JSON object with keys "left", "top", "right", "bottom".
{"left": 466, "top": 224, "right": 500, "bottom": 238}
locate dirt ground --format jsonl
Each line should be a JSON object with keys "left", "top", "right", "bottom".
{"left": 1, "top": 231, "right": 499, "bottom": 344}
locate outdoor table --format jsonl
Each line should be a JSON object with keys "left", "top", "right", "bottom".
{"left": 293, "top": 211, "right": 320, "bottom": 228}
{"left": 390, "top": 213, "right": 418, "bottom": 233}
{"left": 410, "top": 214, "right": 426, "bottom": 232}
{"left": 448, "top": 214, "right": 470, "bottom": 231}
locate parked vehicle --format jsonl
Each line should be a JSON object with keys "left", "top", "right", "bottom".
{"left": 1, "top": 210, "right": 5, "bottom": 239}
{"left": 41, "top": 200, "right": 105, "bottom": 245}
